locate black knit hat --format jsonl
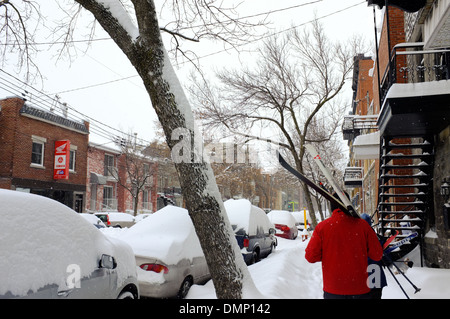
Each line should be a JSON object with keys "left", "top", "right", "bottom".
{"left": 330, "top": 192, "right": 350, "bottom": 213}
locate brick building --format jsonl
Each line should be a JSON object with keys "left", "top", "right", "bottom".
{"left": 0, "top": 97, "right": 89, "bottom": 211}
{"left": 87, "top": 142, "right": 158, "bottom": 214}
{"left": 344, "top": 1, "right": 450, "bottom": 267}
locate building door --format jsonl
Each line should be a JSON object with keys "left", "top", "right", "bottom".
{"left": 74, "top": 193, "right": 84, "bottom": 213}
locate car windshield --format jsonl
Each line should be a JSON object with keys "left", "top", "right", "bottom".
{"left": 96, "top": 214, "right": 108, "bottom": 222}
{"left": 231, "top": 225, "right": 246, "bottom": 236}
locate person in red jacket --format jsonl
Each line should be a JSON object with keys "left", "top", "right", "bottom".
{"left": 305, "top": 193, "right": 383, "bottom": 299}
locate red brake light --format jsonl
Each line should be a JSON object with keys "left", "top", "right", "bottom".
{"left": 140, "top": 263, "right": 169, "bottom": 274}
{"left": 275, "top": 224, "right": 290, "bottom": 232}
{"left": 243, "top": 238, "right": 249, "bottom": 248}
{"left": 281, "top": 226, "right": 290, "bottom": 232}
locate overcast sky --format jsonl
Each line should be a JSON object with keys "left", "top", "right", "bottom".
{"left": 0, "top": 0, "right": 380, "bottom": 149}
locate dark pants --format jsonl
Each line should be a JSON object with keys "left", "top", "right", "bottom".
{"left": 323, "top": 291, "right": 372, "bottom": 299}
{"left": 370, "top": 288, "right": 383, "bottom": 299}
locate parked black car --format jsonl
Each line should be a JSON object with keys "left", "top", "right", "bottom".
{"left": 224, "top": 199, "right": 277, "bottom": 264}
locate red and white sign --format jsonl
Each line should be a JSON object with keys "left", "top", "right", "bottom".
{"left": 54, "top": 140, "right": 70, "bottom": 180}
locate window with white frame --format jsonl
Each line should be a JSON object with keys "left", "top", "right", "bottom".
{"left": 31, "top": 136, "right": 46, "bottom": 167}
{"left": 69, "top": 150, "right": 76, "bottom": 172}
{"left": 143, "top": 189, "right": 152, "bottom": 210}
{"left": 104, "top": 154, "right": 115, "bottom": 176}
{"left": 103, "top": 186, "right": 116, "bottom": 210}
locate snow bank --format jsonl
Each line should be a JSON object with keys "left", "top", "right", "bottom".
{"left": 187, "top": 238, "right": 324, "bottom": 299}
{"left": 188, "top": 234, "right": 450, "bottom": 299}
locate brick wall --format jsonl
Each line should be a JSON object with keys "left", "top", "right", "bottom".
{"left": 372, "top": 6, "right": 406, "bottom": 111}
{"left": 87, "top": 144, "right": 158, "bottom": 213}
{"left": 0, "top": 97, "right": 88, "bottom": 187}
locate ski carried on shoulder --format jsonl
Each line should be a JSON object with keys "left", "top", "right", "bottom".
{"left": 384, "top": 232, "right": 419, "bottom": 254}
{"left": 304, "top": 144, "right": 359, "bottom": 218}
{"left": 278, "top": 152, "right": 356, "bottom": 217}
{"left": 383, "top": 230, "right": 399, "bottom": 250}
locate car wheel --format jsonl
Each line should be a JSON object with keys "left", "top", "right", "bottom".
{"left": 177, "top": 277, "right": 193, "bottom": 299}
{"left": 251, "top": 249, "right": 260, "bottom": 264}
{"left": 270, "top": 243, "right": 276, "bottom": 253}
{"left": 117, "top": 291, "right": 135, "bottom": 299}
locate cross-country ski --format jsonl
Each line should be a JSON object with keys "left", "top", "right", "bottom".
{"left": 278, "top": 152, "right": 353, "bottom": 217}
{"left": 304, "top": 144, "right": 359, "bottom": 218}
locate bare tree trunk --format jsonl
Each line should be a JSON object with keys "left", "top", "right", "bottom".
{"left": 74, "top": 0, "right": 256, "bottom": 298}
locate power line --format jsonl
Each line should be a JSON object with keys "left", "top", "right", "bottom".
{"left": 184, "top": 1, "right": 366, "bottom": 64}
{"left": 19, "top": 0, "right": 366, "bottom": 96}
{"left": 0, "top": 0, "right": 365, "bottom": 145}
{"left": 0, "top": 1, "right": 324, "bottom": 46}
{"left": 0, "top": 70, "right": 152, "bottom": 147}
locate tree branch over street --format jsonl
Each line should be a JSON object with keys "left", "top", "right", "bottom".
{"left": 190, "top": 20, "right": 359, "bottom": 227}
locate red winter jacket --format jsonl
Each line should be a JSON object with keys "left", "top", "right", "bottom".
{"left": 305, "top": 209, "right": 383, "bottom": 295}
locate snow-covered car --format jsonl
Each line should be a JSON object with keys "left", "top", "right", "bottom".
{"left": 267, "top": 210, "right": 298, "bottom": 240}
{"left": 119, "top": 206, "right": 210, "bottom": 298}
{"left": 80, "top": 213, "right": 107, "bottom": 229}
{"left": 225, "top": 199, "right": 277, "bottom": 264}
{"left": 291, "top": 211, "right": 311, "bottom": 231}
{"left": 95, "top": 212, "right": 135, "bottom": 228}
{"left": 0, "top": 189, "right": 139, "bottom": 299}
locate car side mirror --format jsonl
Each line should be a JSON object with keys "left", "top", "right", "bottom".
{"left": 99, "top": 254, "right": 117, "bottom": 269}
{"left": 269, "top": 228, "right": 276, "bottom": 235}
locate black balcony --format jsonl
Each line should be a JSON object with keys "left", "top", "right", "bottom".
{"left": 378, "top": 43, "right": 450, "bottom": 136}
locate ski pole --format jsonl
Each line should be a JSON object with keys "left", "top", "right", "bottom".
{"left": 385, "top": 264, "right": 409, "bottom": 299}
{"left": 383, "top": 252, "right": 421, "bottom": 294}
{"left": 389, "top": 260, "right": 421, "bottom": 294}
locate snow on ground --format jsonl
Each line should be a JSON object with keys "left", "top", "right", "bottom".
{"left": 103, "top": 223, "right": 450, "bottom": 299}
{"left": 186, "top": 235, "right": 450, "bottom": 299}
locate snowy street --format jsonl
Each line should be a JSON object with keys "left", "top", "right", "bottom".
{"left": 187, "top": 235, "right": 450, "bottom": 299}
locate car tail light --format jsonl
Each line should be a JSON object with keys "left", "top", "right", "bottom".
{"left": 140, "top": 263, "right": 169, "bottom": 274}
{"left": 106, "top": 215, "right": 111, "bottom": 226}
{"left": 243, "top": 238, "right": 249, "bottom": 248}
{"left": 281, "top": 226, "right": 290, "bottom": 232}
{"left": 275, "top": 224, "right": 290, "bottom": 232}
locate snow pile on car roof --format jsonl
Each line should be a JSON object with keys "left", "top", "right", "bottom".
{"left": 224, "top": 199, "right": 274, "bottom": 236}
{"left": 0, "top": 190, "right": 101, "bottom": 296}
{"left": 267, "top": 210, "right": 296, "bottom": 227}
{"left": 0, "top": 189, "right": 135, "bottom": 297}
{"left": 119, "top": 206, "right": 204, "bottom": 264}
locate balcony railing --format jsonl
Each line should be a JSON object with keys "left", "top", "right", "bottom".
{"left": 102, "top": 198, "right": 118, "bottom": 210}
{"left": 380, "top": 43, "right": 450, "bottom": 103}
{"left": 344, "top": 167, "right": 364, "bottom": 188}
{"left": 342, "top": 115, "right": 378, "bottom": 141}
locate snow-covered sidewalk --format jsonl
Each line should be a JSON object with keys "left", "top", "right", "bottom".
{"left": 187, "top": 236, "right": 450, "bottom": 299}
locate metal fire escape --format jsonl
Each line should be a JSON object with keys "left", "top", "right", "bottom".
{"left": 378, "top": 136, "right": 434, "bottom": 262}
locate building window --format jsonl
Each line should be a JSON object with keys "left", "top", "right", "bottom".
{"left": 31, "top": 141, "right": 44, "bottom": 166}
{"left": 30, "top": 135, "right": 46, "bottom": 167}
{"left": 103, "top": 186, "right": 116, "bottom": 210}
{"left": 104, "top": 154, "right": 115, "bottom": 176}
{"left": 69, "top": 150, "right": 76, "bottom": 172}
{"left": 143, "top": 189, "right": 152, "bottom": 210}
